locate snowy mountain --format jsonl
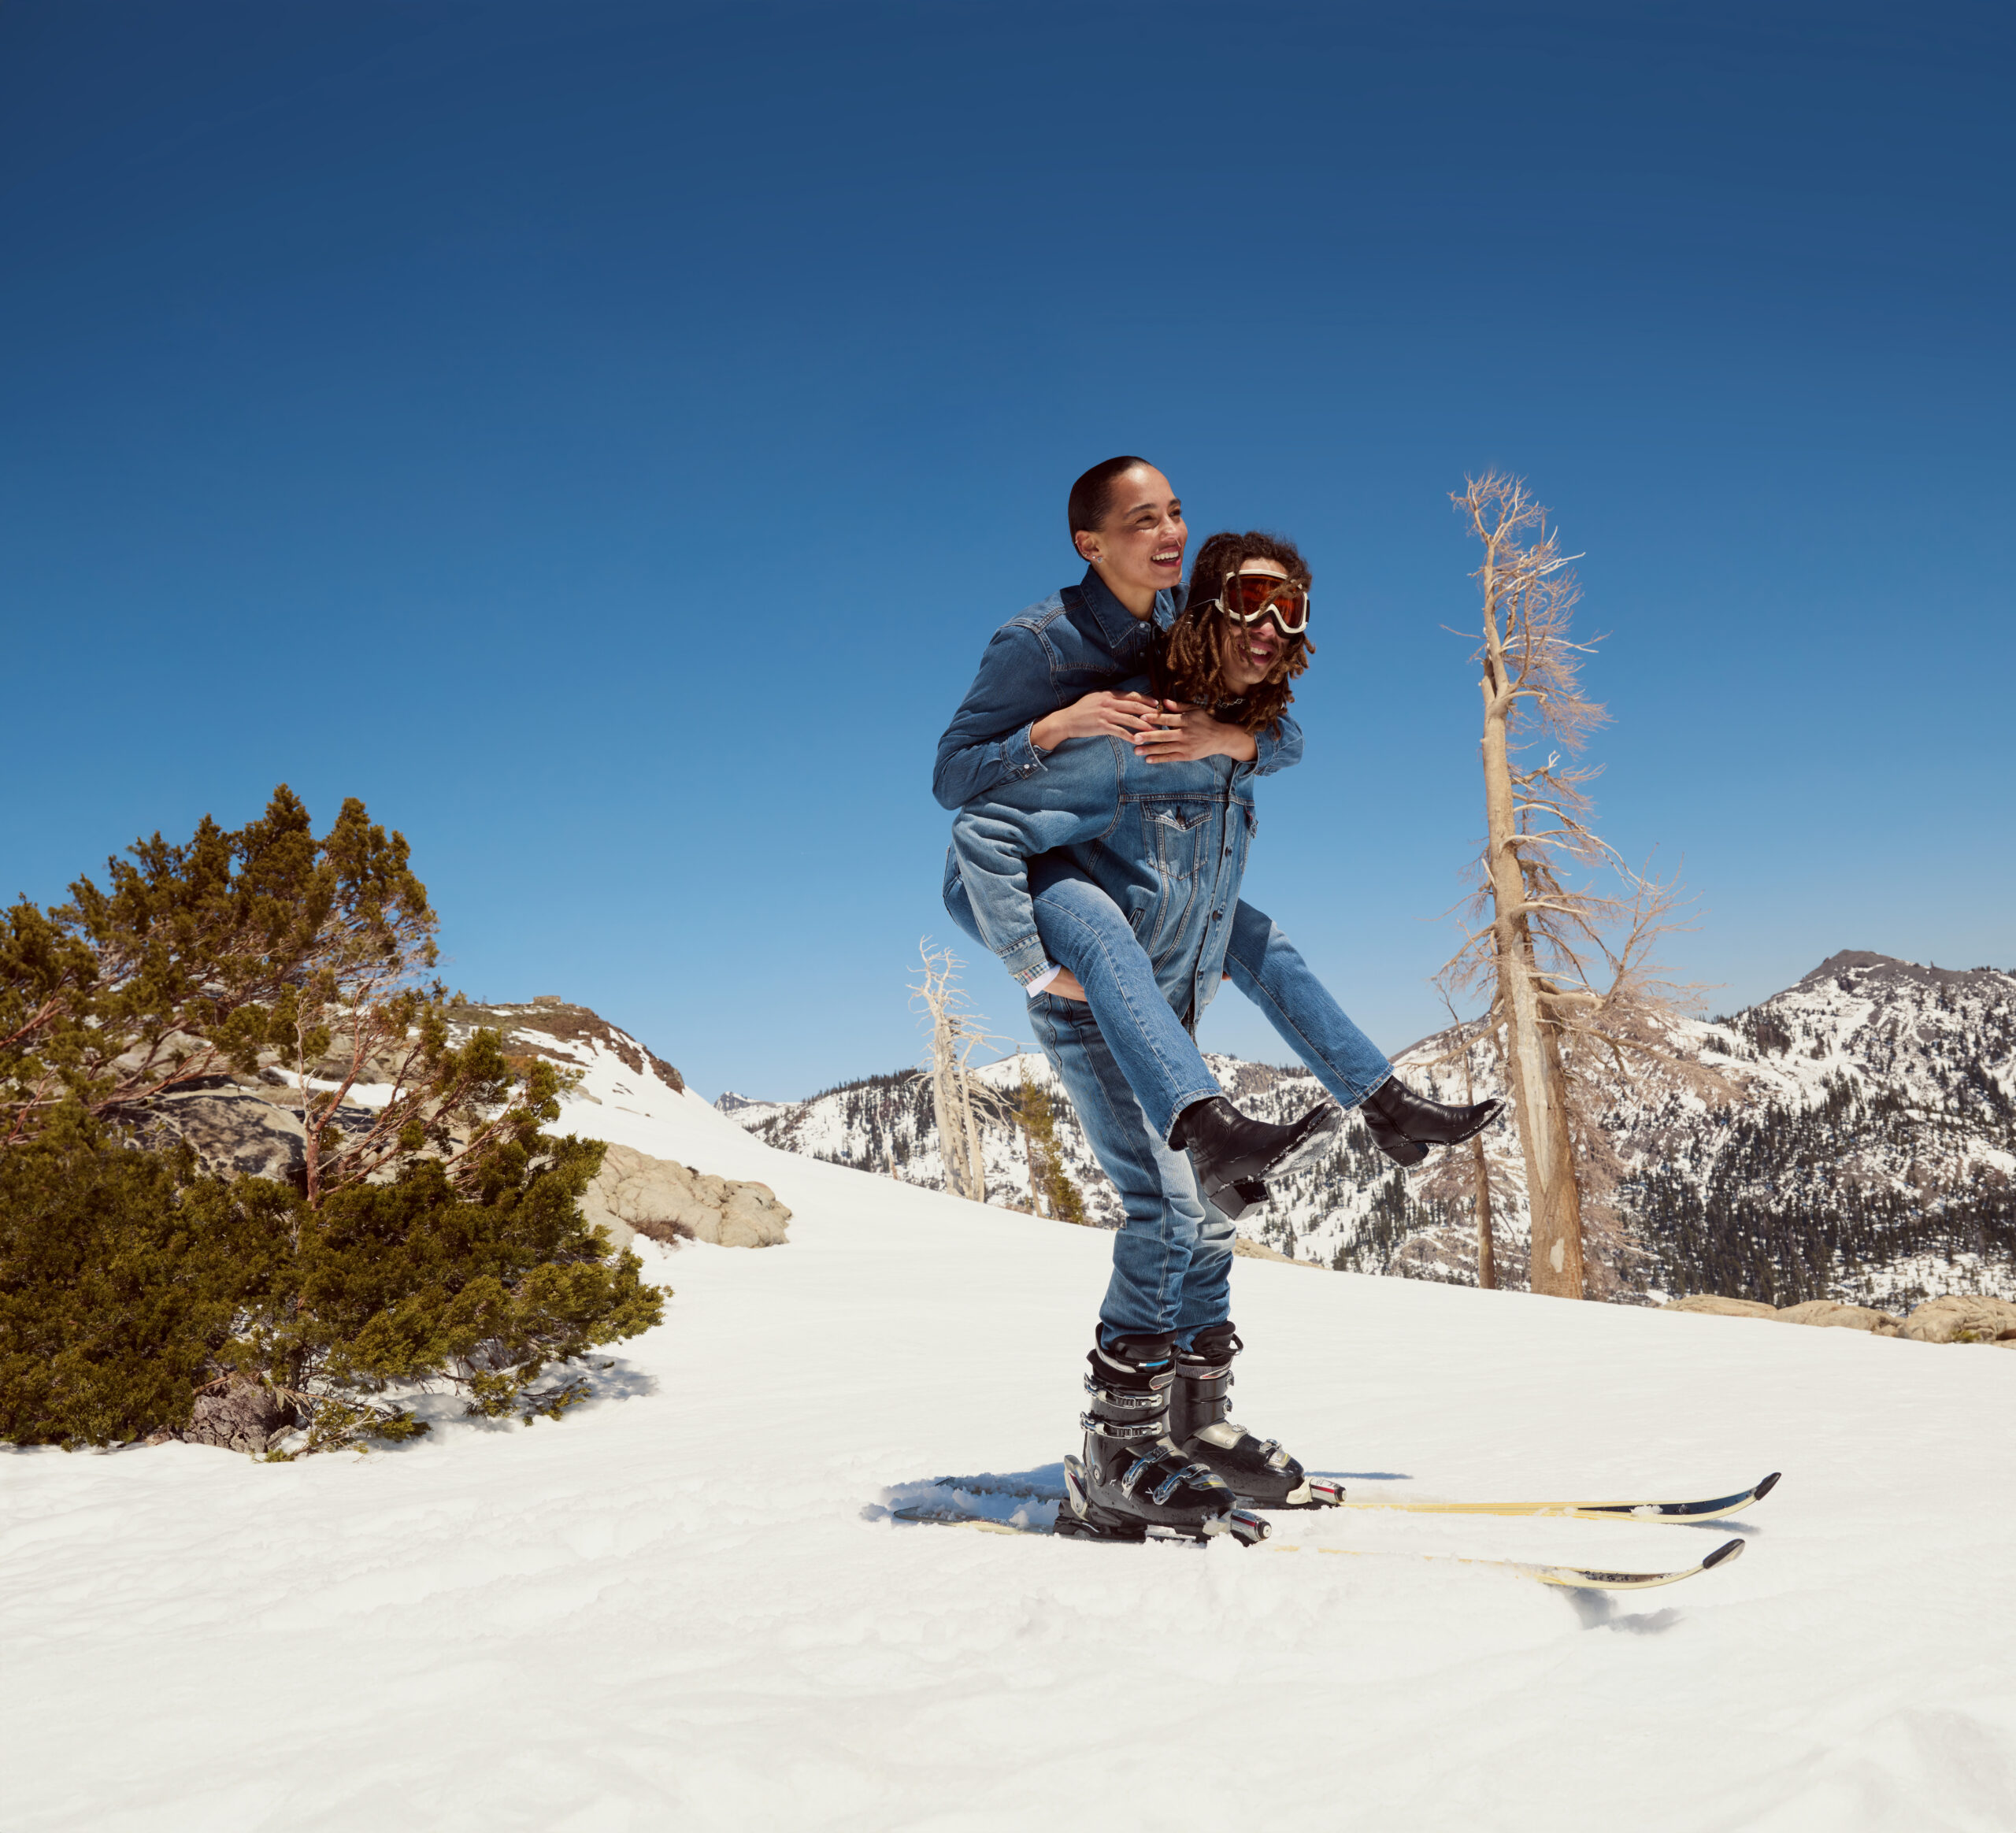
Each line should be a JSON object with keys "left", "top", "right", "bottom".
{"left": 721, "top": 952, "right": 2016, "bottom": 1309}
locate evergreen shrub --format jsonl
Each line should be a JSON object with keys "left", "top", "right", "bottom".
{"left": 0, "top": 1115, "right": 286, "bottom": 1449}
{"left": 1, "top": 785, "right": 669, "bottom": 1456}
{"left": 0, "top": 1114, "right": 664, "bottom": 1453}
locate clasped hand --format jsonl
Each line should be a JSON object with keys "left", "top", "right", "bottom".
{"left": 1029, "top": 691, "right": 1254, "bottom": 764}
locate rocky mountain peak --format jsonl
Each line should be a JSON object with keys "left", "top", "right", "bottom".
{"left": 1792, "top": 950, "right": 2011, "bottom": 998}
{"left": 444, "top": 1000, "right": 685, "bottom": 1095}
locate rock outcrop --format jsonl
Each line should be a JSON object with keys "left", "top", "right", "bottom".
{"left": 1774, "top": 1299, "right": 1902, "bottom": 1335}
{"left": 122, "top": 1075, "right": 378, "bottom": 1187}
{"left": 1233, "top": 1236, "right": 1320, "bottom": 1268}
{"left": 581, "top": 1142, "right": 791, "bottom": 1250}
{"left": 1661, "top": 1291, "right": 2016, "bottom": 1346}
{"left": 148, "top": 1378, "right": 298, "bottom": 1455}
{"left": 445, "top": 998, "right": 685, "bottom": 1094}
{"left": 1662, "top": 1294, "right": 1781, "bottom": 1319}
{"left": 1897, "top": 1294, "right": 2016, "bottom": 1344}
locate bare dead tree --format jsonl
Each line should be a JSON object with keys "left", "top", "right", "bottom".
{"left": 1436, "top": 474, "right": 1737, "bottom": 1299}
{"left": 908, "top": 940, "right": 1010, "bottom": 1204}
{"left": 1438, "top": 993, "right": 1498, "bottom": 1291}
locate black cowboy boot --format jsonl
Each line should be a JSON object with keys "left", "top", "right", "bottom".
{"left": 1362, "top": 1076, "right": 1503, "bottom": 1168}
{"left": 1171, "top": 1097, "right": 1342, "bottom": 1216}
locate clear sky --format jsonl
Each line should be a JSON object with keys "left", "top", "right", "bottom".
{"left": 3, "top": 2, "right": 2010, "bottom": 1100}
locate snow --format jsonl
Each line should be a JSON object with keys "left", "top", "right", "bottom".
{"left": 5, "top": 1039, "right": 2015, "bottom": 1831}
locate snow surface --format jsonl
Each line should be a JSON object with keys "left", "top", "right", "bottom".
{"left": 5, "top": 1040, "right": 2015, "bottom": 1831}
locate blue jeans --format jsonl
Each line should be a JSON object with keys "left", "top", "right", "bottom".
{"left": 1027, "top": 988, "right": 1234, "bottom": 1349}
{"left": 1223, "top": 901, "right": 1392, "bottom": 1112}
{"left": 1030, "top": 871, "right": 1392, "bottom": 1142}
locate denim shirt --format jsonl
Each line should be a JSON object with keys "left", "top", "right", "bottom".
{"left": 943, "top": 682, "right": 1258, "bottom": 1028}
{"left": 932, "top": 565, "right": 1301, "bottom": 810}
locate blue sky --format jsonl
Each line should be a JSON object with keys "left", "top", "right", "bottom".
{"left": 3, "top": 2, "right": 2010, "bottom": 1100}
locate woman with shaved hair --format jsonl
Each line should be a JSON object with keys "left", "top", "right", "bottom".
{"left": 936, "top": 472, "right": 1498, "bottom": 1542}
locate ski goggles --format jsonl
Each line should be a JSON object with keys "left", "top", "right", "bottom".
{"left": 1205, "top": 572, "right": 1310, "bottom": 637}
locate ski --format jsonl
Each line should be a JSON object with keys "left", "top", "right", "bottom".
{"left": 1333, "top": 1471, "right": 1780, "bottom": 1524}
{"left": 891, "top": 1506, "right": 1749, "bottom": 1590}
{"left": 902, "top": 1470, "right": 1781, "bottom": 1527}
{"left": 1271, "top": 1536, "right": 1747, "bottom": 1590}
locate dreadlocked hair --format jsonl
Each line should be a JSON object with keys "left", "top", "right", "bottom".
{"left": 1151, "top": 529, "right": 1313, "bottom": 735}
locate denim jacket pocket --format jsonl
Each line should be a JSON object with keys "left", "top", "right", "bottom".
{"left": 1140, "top": 800, "right": 1214, "bottom": 882}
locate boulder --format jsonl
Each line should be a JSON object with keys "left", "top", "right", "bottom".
{"left": 581, "top": 1142, "right": 791, "bottom": 1250}
{"left": 149, "top": 1377, "right": 298, "bottom": 1455}
{"left": 1662, "top": 1294, "right": 1780, "bottom": 1319}
{"left": 1233, "top": 1236, "right": 1321, "bottom": 1269}
{"left": 1899, "top": 1294, "right": 2016, "bottom": 1344}
{"left": 124, "top": 1075, "right": 382, "bottom": 1187}
{"left": 1774, "top": 1300, "right": 1902, "bottom": 1336}
{"left": 128, "top": 1078, "right": 310, "bottom": 1185}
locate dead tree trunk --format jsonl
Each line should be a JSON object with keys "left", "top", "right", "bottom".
{"left": 1441, "top": 478, "right": 1736, "bottom": 1302}
{"left": 911, "top": 941, "right": 994, "bottom": 1205}
{"left": 1456, "top": 1027, "right": 1498, "bottom": 1291}
{"left": 1469, "top": 1135, "right": 1496, "bottom": 1289}
{"left": 1473, "top": 505, "right": 1584, "bottom": 1297}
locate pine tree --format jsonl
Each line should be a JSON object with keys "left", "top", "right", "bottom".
{"left": 0, "top": 788, "right": 666, "bottom": 1453}
{"left": 1017, "top": 1064, "right": 1088, "bottom": 1226}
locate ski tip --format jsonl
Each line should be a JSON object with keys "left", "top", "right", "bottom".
{"left": 1702, "top": 1537, "right": 1746, "bottom": 1572}
{"left": 1753, "top": 1471, "right": 1782, "bottom": 1502}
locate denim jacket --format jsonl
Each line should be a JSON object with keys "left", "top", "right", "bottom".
{"left": 932, "top": 565, "right": 1301, "bottom": 810}
{"left": 944, "top": 681, "right": 1259, "bottom": 1027}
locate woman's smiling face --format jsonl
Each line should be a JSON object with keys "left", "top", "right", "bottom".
{"left": 1218, "top": 557, "right": 1292, "bottom": 692}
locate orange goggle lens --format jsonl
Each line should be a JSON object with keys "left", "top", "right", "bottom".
{"left": 1221, "top": 576, "right": 1310, "bottom": 635}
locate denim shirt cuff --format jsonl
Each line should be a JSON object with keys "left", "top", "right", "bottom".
{"left": 1005, "top": 724, "right": 1047, "bottom": 779}
{"left": 1251, "top": 728, "right": 1280, "bottom": 774}
{"left": 1003, "top": 938, "right": 1053, "bottom": 984}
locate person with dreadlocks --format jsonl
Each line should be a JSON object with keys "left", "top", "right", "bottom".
{"left": 939, "top": 509, "right": 1500, "bottom": 1542}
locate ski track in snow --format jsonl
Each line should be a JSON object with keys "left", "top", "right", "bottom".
{"left": 4, "top": 1042, "right": 2015, "bottom": 1832}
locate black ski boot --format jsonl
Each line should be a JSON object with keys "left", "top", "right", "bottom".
{"left": 1172, "top": 1097, "right": 1343, "bottom": 1217}
{"left": 1167, "top": 1324, "right": 1343, "bottom": 1510}
{"left": 1057, "top": 1335, "right": 1269, "bottom": 1546}
{"left": 1361, "top": 1076, "right": 1503, "bottom": 1168}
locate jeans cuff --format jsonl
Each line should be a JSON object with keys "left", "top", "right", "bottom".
{"left": 1164, "top": 1083, "right": 1224, "bottom": 1144}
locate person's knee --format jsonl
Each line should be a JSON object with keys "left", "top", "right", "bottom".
{"left": 1225, "top": 902, "right": 1276, "bottom": 971}
{"left": 1034, "top": 903, "right": 1095, "bottom": 965}
{"left": 1230, "top": 898, "right": 1274, "bottom": 936}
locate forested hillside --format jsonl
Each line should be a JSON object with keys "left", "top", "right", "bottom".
{"left": 723, "top": 952, "right": 2016, "bottom": 1308}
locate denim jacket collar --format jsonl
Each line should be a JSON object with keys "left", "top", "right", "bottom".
{"left": 1070, "top": 565, "right": 1180, "bottom": 661}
